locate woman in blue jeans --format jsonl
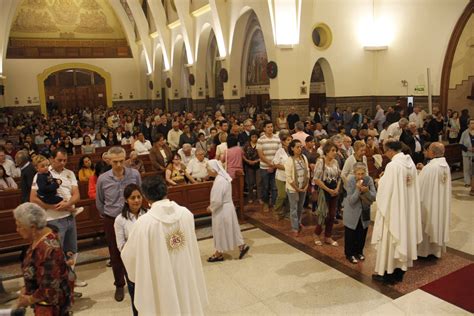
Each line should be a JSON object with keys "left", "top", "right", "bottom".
{"left": 284, "top": 140, "right": 310, "bottom": 236}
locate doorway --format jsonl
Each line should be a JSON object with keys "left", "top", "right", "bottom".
{"left": 44, "top": 68, "right": 107, "bottom": 114}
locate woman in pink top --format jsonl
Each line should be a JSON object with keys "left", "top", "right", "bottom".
{"left": 222, "top": 134, "right": 243, "bottom": 179}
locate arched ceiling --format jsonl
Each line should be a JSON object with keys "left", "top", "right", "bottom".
{"left": 7, "top": 0, "right": 132, "bottom": 59}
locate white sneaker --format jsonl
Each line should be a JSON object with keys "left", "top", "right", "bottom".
{"left": 75, "top": 279, "right": 88, "bottom": 287}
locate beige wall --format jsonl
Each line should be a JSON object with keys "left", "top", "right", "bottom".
{"left": 449, "top": 14, "right": 473, "bottom": 89}
{"left": 1, "top": 0, "right": 470, "bottom": 111}
{"left": 3, "top": 58, "right": 141, "bottom": 107}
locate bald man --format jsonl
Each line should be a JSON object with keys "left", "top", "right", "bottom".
{"left": 417, "top": 142, "right": 451, "bottom": 258}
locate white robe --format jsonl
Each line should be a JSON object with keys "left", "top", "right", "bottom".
{"left": 121, "top": 199, "right": 208, "bottom": 316}
{"left": 210, "top": 174, "right": 244, "bottom": 252}
{"left": 417, "top": 157, "right": 451, "bottom": 258}
{"left": 372, "top": 153, "right": 422, "bottom": 275}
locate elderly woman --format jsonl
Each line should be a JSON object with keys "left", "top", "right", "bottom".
{"left": 459, "top": 119, "right": 474, "bottom": 188}
{"left": 14, "top": 203, "right": 74, "bottom": 315}
{"left": 343, "top": 163, "right": 376, "bottom": 263}
{"left": 124, "top": 151, "right": 145, "bottom": 174}
{"left": 341, "top": 140, "right": 368, "bottom": 186}
{"left": 207, "top": 160, "right": 250, "bottom": 262}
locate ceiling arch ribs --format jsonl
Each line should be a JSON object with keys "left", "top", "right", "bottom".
{"left": 0, "top": 0, "right": 21, "bottom": 76}
{"left": 126, "top": 0, "right": 153, "bottom": 74}
{"left": 173, "top": 0, "right": 195, "bottom": 65}
{"left": 109, "top": 0, "right": 140, "bottom": 61}
{"left": 147, "top": 0, "right": 172, "bottom": 71}
{"left": 208, "top": 0, "right": 228, "bottom": 59}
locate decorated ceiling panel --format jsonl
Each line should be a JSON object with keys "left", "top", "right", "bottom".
{"left": 10, "top": 0, "right": 126, "bottom": 40}
{"left": 7, "top": 0, "right": 132, "bottom": 58}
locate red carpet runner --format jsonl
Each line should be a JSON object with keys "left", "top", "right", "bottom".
{"left": 421, "top": 263, "right": 474, "bottom": 313}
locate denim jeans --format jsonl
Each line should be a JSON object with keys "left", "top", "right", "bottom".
{"left": 287, "top": 191, "right": 306, "bottom": 231}
{"left": 259, "top": 169, "right": 277, "bottom": 206}
{"left": 48, "top": 215, "right": 77, "bottom": 254}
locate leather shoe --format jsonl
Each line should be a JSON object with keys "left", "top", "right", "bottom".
{"left": 207, "top": 255, "right": 224, "bottom": 262}
{"left": 114, "top": 287, "right": 125, "bottom": 302}
{"left": 239, "top": 245, "right": 250, "bottom": 259}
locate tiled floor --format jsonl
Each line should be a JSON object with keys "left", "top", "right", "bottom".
{"left": 1, "top": 229, "right": 469, "bottom": 315}
{"left": 0, "top": 180, "right": 471, "bottom": 315}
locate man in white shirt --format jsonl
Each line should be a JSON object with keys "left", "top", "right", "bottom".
{"left": 408, "top": 106, "right": 424, "bottom": 129}
{"left": 313, "top": 123, "right": 328, "bottom": 141}
{"left": 0, "top": 149, "right": 20, "bottom": 178}
{"left": 186, "top": 149, "right": 209, "bottom": 181}
{"left": 178, "top": 144, "right": 196, "bottom": 167}
{"left": 133, "top": 132, "right": 152, "bottom": 155}
{"left": 29, "top": 148, "right": 83, "bottom": 289}
{"left": 387, "top": 118, "right": 409, "bottom": 141}
{"left": 167, "top": 121, "right": 183, "bottom": 152}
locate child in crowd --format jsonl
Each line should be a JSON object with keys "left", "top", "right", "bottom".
{"left": 32, "top": 155, "right": 63, "bottom": 204}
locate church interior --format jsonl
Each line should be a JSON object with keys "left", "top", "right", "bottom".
{"left": 0, "top": 0, "right": 473, "bottom": 315}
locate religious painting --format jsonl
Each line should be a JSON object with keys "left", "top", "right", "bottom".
{"left": 246, "top": 30, "right": 269, "bottom": 86}
{"left": 215, "top": 60, "right": 224, "bottom": 98}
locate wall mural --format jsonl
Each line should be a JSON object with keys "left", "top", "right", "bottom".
{"left": 11, "top": 0, "right": 124, "bottom": 39}
{"left": 246, "top": 29, "right": 269, "bottom": 86}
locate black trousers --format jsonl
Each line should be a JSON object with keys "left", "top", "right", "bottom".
{"left": 344, "top": 219, "right": 368, "bottom": 257}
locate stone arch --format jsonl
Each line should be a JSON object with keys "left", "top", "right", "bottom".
{"left": 440, "top": 1, "right": 473, "bottom": 114}
{"left": 195, "top": 23, "right": 218, "bottom": 104}
{"left": 37, "top": 63, "right": 112, "bottom": 115}
{"left": 309, "top": 58, "right": 335, "bottom": 113}
{"left": 228, "top": 8, "right": 273, "bottom": 100}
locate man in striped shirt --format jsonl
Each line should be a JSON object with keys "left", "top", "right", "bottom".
{"left": 257, "top": 120, "right": 281, "bottom": 212}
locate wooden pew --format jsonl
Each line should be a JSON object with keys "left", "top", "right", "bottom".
{"left": 444, "top": 143, "right": 462, "bottom": 168}
{"left": 0, "top": 171, "right": 244, "bottom": 253}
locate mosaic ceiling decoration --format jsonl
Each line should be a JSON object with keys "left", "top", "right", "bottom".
{"left": 10, "top": 0, "right": 126, "bottom": 39}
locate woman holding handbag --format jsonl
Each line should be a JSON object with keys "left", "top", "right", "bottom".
{"left": 284, "top": 140, "right": 310, "bottom": 236}
{"left": 312, "top": 141, "right": 341, "bottom": 246}
{"left": 343, "top": 163, "right": 376, "bottom": 263}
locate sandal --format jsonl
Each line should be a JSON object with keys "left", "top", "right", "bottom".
{"left": 239, "top": 245, "right": 250, "bottom": 259}
{"left": 207, "top": 254, "right": 224, "bottom": 262}
{"left": 325, "top": 238, "right": 339, "bottom": 247}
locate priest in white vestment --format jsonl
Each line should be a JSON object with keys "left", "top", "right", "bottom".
{"left": 121, "top": 176, "right": 208, "bottom": 316}
{"left": 417, "top": 142, "right": 451, "bottom": 258}
{"left": 206, "top": 160, "right": 250, "bottom": 262}
{"left": 371, "top": 140, "right": 422, "bottom": 284}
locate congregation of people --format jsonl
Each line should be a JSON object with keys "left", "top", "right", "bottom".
{"left": 0, "top": 101, "right": 472, "bottom": 315}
